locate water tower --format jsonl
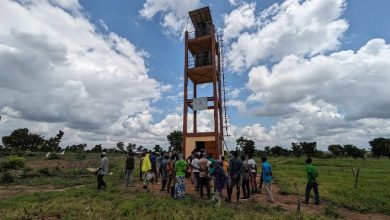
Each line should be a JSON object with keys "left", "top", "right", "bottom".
{"left": 183, "top": 6, "right": 227, "bottom": 159}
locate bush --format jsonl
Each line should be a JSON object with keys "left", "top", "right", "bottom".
{"left": 0, "top": 155, "right": 26, "bottom": 170}
{"left": 324, "top": 204, "right": 341, "bottom": 218}
{"left": 1, "top": 171, "right": 14, "bottom": 184}
{"left": 48, "top": 153, "right": 60, "bottom": 160}
{"left": 37, "top": 167, "right": 51, "bottom": 176}
{"left": 75, "top": 151, "right": 86, "bottom": 160}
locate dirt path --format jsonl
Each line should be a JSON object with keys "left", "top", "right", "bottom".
{"left": 127, "top": 177, "right": 389, "bottom": 220}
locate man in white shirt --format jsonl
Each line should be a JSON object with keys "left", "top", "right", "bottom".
{"left": 247, "top": 155, "right": 258, "bottom": 194}
{"left": 191, "top": 153, "right": 200, "bottom": 191}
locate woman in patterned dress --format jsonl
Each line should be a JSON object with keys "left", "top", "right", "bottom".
{"left": 174, "top": 154, "right": 188, "bottom": 199}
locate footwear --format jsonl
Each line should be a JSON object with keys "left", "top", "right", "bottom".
{"left": 314, "top": 202, "right": 320, "bottom": 206}
{"left": 241, "top": 197, "right": 248, "bottom": 200}
{"left": 303, "top": 201, "right": 309, "bottom": 204}
{"left": 268, "top": 200, "right": 275, "bottom": 203}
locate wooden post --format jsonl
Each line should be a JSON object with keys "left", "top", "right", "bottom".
{"left": 354, "top": 168, "right": 360, "bottom": 189}
{"left": 293, "top": 183, "right": 302, "bottom": 219}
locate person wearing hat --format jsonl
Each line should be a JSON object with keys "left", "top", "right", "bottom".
{"left": 97, "top": 152, "right": 109, "bottom": 189}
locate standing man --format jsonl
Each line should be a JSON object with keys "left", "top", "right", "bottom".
{"left": 160, "top": 154, "right": 170, "bottom": 191}
{"left": 191, "top": 153, "right": 200, "bottom": 191}
{"left": 198, "top": 153, "right": 211, "bottom": 199}
{"left": 150, "top": 152, "right": 158, "bottom": 183}
{"left": 304, "top": 158, "right": 320, "bottom": 205}
{"left": 247, "top": 155, "right": 258, "bottom": 194}
{"left": 227, "top": 151, "right": 242, "bottom": 202}
{"left": 261, "top": 157, "right": 274, "bottom": 203}
{"left": 97, "top": 152, "right": 109, "bottom": 189}
{"left": 241, "top": 155, "right": 250, "bottom": 200}
{"left": 124, "top": 152, "right": 135, "bottom": 187}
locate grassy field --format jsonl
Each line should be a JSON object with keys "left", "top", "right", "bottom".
{"left": 270, "top": 157, "right": 390, "bottom": 214}
{"left": 0, "top": 153, "right": 389, "bottom": 219}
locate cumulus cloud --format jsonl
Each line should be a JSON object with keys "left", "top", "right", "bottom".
{"left": 223, "top": 2, "right": 256, "bottom": 42}
{"left": 247, "top": 39, "right": 390, "bottom": 120}
{"left": 139, "top": 0, "right": 202, "bottom": 37}
{"left": 0, "top": 0, "right": 164, "bottom": 146}
{"left": 226, "top": 0, "right": 348, "bottom": 71}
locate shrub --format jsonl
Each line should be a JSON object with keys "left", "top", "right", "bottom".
{"left": 48, "top": 153, "right": 60, "bottom": 160}
{"left": 0, "top": 155, "right": 26, "bottom": 170}
{"left": 37, "top": 167, "right": 51, "bottom": 176}
{"left": 0, "top": 171, "right": 14, "bottom": 184}
{"left": 75, "top": 151, "right": 86, "bottom": 160}
{"left": 324, "top": 204, "right": 341, "bottom": 218}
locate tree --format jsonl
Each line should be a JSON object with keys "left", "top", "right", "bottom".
{"left": 91, "top": 144, "right": 102, "bottom": 153}
{"left": 236, "top": 136, "right": 255, "bottom": 157}
{"left": 264, "top": 146, "right": 271, "bottom": 156}
{"left": 291, "top": 143, "right": 303, "bottom": 157}
{"left": 154, "top": 144, "right": 162, "bottom": 153}
{"left": 270, "top": 145, "right": 290, "bottom": 157}
{"left": 167, "top": 130, "right": 183, "bottom": 153}
{"left": 136, "top": 145, "right": 144, "bottom": 152}
{"left": 300, "top": 142, "right": 317, "bottom": 157}
{"left": 127, "top": 143, "right": 136, "bottom": 153}
{"left": 2, "top": 128, "right": 45, "bottom": 151}
{"left": 40, "top": 130, "right": 64, "bottom": 152}
{"left": 328, "top": 144, "right": 345, "bottom": 157}
{"left": 369, "top": 138, "right": 390, "bottom": 158}
{"left": 65, "top": 143, "right": 87, "bottom": 152}
{"left": 116, "top": 142, "right": 125, "bottom": 153}
{"left": 343, "top": 145, "right": 365, "bottom": 158}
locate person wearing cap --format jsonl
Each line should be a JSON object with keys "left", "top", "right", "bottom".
{"left": 97, "top": 152, "right": 109, "bottom": 189}
{"left": 174, "top": 153, "right": 188, "bottom": 199}
{"left": 304, "top": 158, "right": 320, "bottom": 205}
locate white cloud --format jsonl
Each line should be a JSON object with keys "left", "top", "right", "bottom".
{"left": 247, "top": 39, "right": 390, "bottom": 120}
{"left": 223, "top": 2, "right": 256, "bottom": 41}
{"left": 0, "top": 0, "right": 165, "bottom": 146}
{"left": 227, "top": 0, "right": 348, "bottom": 72}
{"left": 139, "top": 0, "right": 202, "bottom": 37}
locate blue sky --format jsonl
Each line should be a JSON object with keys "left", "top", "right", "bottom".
{"left": 1, "top": 0, "right": 390, "bottom": 150}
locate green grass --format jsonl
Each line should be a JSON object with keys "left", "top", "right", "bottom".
{"left": 0, "top": 187, "right": 328, "bottom": 220}
{"left": 1, "top": 154, "right": 389, "bottom": 219}
{"left": 269, "top": 157, "right": 390, "bottom": 214}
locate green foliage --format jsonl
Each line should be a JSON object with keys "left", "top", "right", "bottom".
{"left": 153, "top": 144, "right": 162, "bottom": 153}
{"left": 0, "top": 171, "right": 14, "bottom": 184}
{"left": 167, "top": 130, "right": 183, "bottom": 153}
{"left": 75, "top": 151, "right": 86, "bottom": 160}
{"left": 324, "top": 204, "right": 340, "bottom": 218}
{"left": 291, "top": 143, "right": 303, "bottom": 157}
{"left": 127, "top": 143, "right": 136, "bottom": 153}
{"left": 2, "top": 128, "right": 44, "bottom": 151}
{"left": 65, "top": 143, "right": 87, "bottom": 152}
{"left": 48, "top": 153, "right": 61, "bottom": 160}
{"left": 236, "top": 136, "right": 255, "bottom": 156}
{"left": 0, "top": 155, "right": 26, "bottom": 170}
{"left": 343, "top": 145, "right": 365, "bottom": 158}
{"left": 91, "top": 144, "right": 102, "bottom": 153}
{"left": 369, "top": 137, "right": 390, "bottom": 158}
{"left": 37, "top": 167, "right": 51, "bottom": 176}
{"left": 116, "top": 142, "right": 125, "bottom": 153}
{"left": 270, "top": 145, "right": 290, "bottom": 157}
{"left": 300, "top": 142, "right": 317, "bottom": 157}
{"left": 328, "top": 144, "right": 345, "bottom": 157}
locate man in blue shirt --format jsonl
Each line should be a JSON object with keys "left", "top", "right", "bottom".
{"left": 227, "top": 151, "right": 242, "bottom": 202}
{"left": 261, "top": 157, "right": 274, "bottom": 203}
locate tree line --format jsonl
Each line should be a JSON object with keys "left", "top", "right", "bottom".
{"left": 235, "top": 136, "right": 390, "bottom": 159}
{"left": 1, "top": 128, "right": 389, "bottom": 159}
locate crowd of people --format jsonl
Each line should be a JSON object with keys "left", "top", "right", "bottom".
{"left": 96, "top": 150, "right": 321, "bottom": 206}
